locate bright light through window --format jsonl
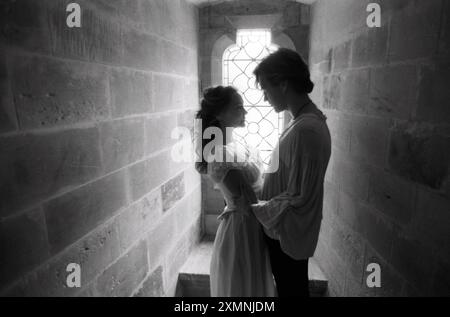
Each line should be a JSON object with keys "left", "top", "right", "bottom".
{"left": 223, "top": 29, "right": 281, "bottom": 169}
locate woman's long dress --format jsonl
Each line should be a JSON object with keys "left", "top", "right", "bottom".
{"left": 207, "top": 145, "right": 276, "bottom": 297}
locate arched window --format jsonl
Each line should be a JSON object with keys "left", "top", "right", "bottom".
{"left": 222, "top": 29, "right": 281, "bottom": 169}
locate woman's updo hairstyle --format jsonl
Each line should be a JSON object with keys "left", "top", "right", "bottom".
{"left": 195, "top": 86, "right": 238, "bottom": 174}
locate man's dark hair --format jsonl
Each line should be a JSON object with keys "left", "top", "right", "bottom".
{"left": 254, "top": 48, "right": 314, "bottom": 94}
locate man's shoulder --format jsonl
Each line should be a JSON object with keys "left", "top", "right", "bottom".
{"left": 288, "top": 114, "right": 329, "bottom": 136}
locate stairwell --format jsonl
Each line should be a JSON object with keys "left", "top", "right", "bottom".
{"left": 175, "top": 232, "right": 329, "bottom": 297}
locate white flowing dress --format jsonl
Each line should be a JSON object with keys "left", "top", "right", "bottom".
{"left": 207, "top": 144, "right": 276, "bottom": 297}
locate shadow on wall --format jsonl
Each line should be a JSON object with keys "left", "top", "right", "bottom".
{"left": 309, "top": 0, "right": 450, "bottom": 296}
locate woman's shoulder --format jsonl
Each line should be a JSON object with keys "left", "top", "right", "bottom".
{"left": 206, "top": 143, "right": 262, "bottom": 183}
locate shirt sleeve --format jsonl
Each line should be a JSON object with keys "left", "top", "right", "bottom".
{"left": 251, "top": 129, "right": 325, "bottom": 232}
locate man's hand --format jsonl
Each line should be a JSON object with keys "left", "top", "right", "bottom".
{"left": 250, "top": 200, "right": 268, "bottom": 215}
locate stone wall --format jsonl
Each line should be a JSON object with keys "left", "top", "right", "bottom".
{"left": 310, "top": 0, "right": 450, "bottom": 296}
{"left": 0, "top": 0, "right": 201, "bottom": 297}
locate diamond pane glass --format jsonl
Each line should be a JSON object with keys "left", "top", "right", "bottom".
{"left": 223, "top": 29, "right": 280, "bottom": 169}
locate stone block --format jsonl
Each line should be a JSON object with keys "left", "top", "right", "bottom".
{"left": 184, "top": 79, "right": 200, "bottom": 109}
{"left": 388, "top": 123, "right": 450, "bottom": 189}
{"left": 48, "top": 1, "right": 122, "bottom": 64}
{"left": 378, "top": 0, "right": 414, "bottom": 13}
{"left": 44, "top": 169, "right": 128, "bottom": 255}
{"left": 344, "top": 275, "right": 373, "bottom": 297}
{"left": 409, "top": 188, "right": 450, "bottom": 248}
{"left": 117, "top": 188, "right": 162, "bottom": 252}
{"left": 134, "top": 266, "right": 165, "bottom": 297}
{"left": 282, "top": 2, "right": 301, "bottom": 27}
{"left": 0, "top": 0, "right": 52, "bottom": 54}
{"left": 146, "top": 113, "right": 178, "bottom": 155}
{"left": 154, "top": 75, "right": 185, "bottom": 112}
{"left": 110, "top": 69, "right": 152, "bottom": 117}
{"left": 164, "top": 231, "right": 191, "bottom": 290}
{"left": 335, "top": 157, "right": 370, "bottom": 201}
{"left": 388, "top": 0, "right": 442, "bottom": 61}
{"left": 179, "top": 2, "right": 199, "bottom": 50}
{"left": 323, "top": 74, "right": 342, "bottom": 110}
{"left": 139, "top": 0, "right": 163, "bottom": 36}
{"left": 368, "top": 168, "right": 415, "bottom": 225}
{"left": 209, "top": 0, "right": 283, "bottom": 17}
{"left": 390, "top": 235, "right": 435, "bottom": 292}
{"left": 92, "top": 0, "right": 143, "bottom": 30}
{"left": 162, "top": 40, "right": 190, "bottom": 76}
{"left": 185, "top": 50, "right": 199, "bottom": 78}
{"left": 183, "top": 167, "right": 201, "bottom": 193}
{"left": 351, "top": 26, "right": 388, "bottom": 67}
{"left": 100, "top": 118, "right": 145, "bottom": 173}
{"left": 322, "top": 181, "right": 339, "bottom": 225}
{"left": 332, "top": 41, "right": 351, "bottom": 72}
{"left": 350, "top": 116, "right": 390, "bottom": 167}
{"left": 207, "top": 15, "right": 228, "bottom": 29}
{"left": 416, "top": 63, "right": 450, "bottom": 124}
{"left": 160, "top": 0, "right": 182, "bottom": 43}
{"left": 438, "top": 0, "right": 450, "bottom": 57}
{"left": 326, "top": 112, "right": 352, "bottom": 154}
{"left": 128, "top": 150, "right": 188, "bottom": 202}
{"left": 122, "top": 29, "right": 162, "bottom": 72}
{"left": 177, "top": 109, "right": 197, "bottom": 142}
{"left": 329, "top": 222, "right": 365, "bottom": 283}
{"left": 362, "top": 244, "right": 405, "bottom": 297}
{"left": 162, "top": 173, "right": 185, "bottom": 212}
{"left": 341, "top": 69, "right": 370, "bottom": 115}
{"left": 12, "top": 55, "right": 109, "bottom": 129}
{"left": 0, "top": 49, "right": 16, "bottom": 133}
{"left": 369, "top": 65, "right": 417, "bottom": 119}
{"left": 2, "top": 221, "right": 121, "bottom": 297}
{"left": 174, "top": 186, "right": 202, "bottom": 235}
{"left": 0, "top": 208, "right": 50, "bottom": 288}
{"left": 356, "top": 204, "right": 396, "bottom": 260}
{"left": 94, "top": 240, "right": 148, "bottom": 297}
{"left": 0, "top": 127, "right": 102, "bottom": 217}
{"left": 431, "top": 258, "right": 450, "bottom": 296}
{"left": 321, "top": 248, "right": 347, "bottom": 296}
{"left": 146, "top": 212, "right": 177, "bottom": 270}
{"left": 338, "top": 191, "right": 361, "bottom": 230}
{"left": 76, "top": 281, "right": 98, "bottom": 297}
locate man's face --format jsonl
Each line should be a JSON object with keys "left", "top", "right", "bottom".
{"left": 259, "top": 75, "right": 288, "bottom": 113}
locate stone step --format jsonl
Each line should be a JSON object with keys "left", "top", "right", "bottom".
{"left": 176, "top": 238, "right": 328, "bottom": 297}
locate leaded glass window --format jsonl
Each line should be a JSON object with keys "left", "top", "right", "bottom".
{"left": 222, "top": 29, "right": 281, "bottom": 169}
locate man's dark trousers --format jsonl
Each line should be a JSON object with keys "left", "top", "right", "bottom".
{"left": 264, "top": 233, "right": 310, "bottom": 297}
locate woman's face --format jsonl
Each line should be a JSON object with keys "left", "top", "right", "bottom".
{"left": 217, "top": 93, "right": 247, "bottom": 128}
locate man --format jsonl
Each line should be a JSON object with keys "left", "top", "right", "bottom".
{"left": 251, "top": 48, "right": 331, "bottom": 297}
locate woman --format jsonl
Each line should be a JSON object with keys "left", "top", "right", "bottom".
{"left": 195, "top": 86, "right": 276, "bottom": 297}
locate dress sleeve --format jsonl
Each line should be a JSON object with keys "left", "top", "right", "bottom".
{"left": 251, "top": 129, "right": 325, "bottom": 231}
{"left": 208, "top": 149, "right": 259, "bottom": 210}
